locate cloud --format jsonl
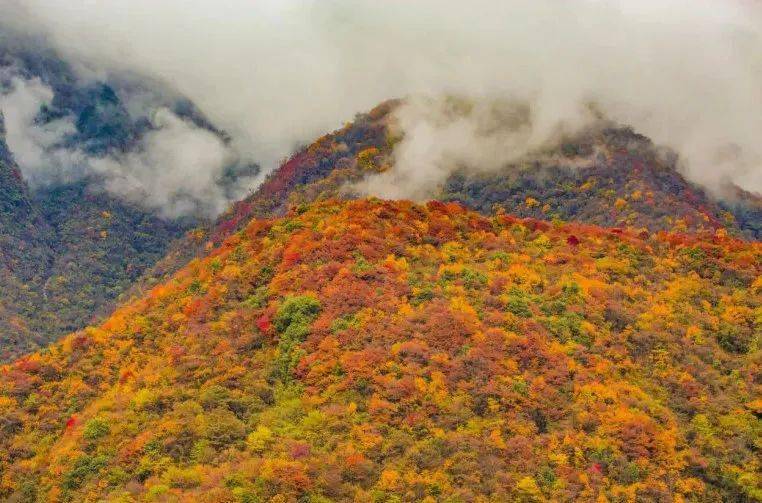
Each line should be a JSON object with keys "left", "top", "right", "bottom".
{"left": 0, "top": 74, "right": 84, "bottom": 185}
{"left": 356, "top": 96, "right": 601, "bottom": 200}
{"left": 90, "top": 108, "right": 250, "bottom": 218}
{"left": 0, "top": 73, "right": 256, "bottom": 218}
{"left": 0, "top": 0, "right": 760, "bottom": 201}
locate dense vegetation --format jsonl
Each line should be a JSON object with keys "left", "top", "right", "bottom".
{"left": 0, "top": 198, "right": 758, "bottom": 502}
{"left": 439, "top": 127, "right": 761, "bottom": 239}
{"left": 3, "top": 85, "right": 760, "bottom": 362}
{"left": 133, "top": 101, "right": 762, "bottom": 326}
{"left": 1, "top": 35, "right": 759, "bottom": 503}
{"left": 208, "top": 102, "right": 761, "bottom": 245}
{"left": 0, "top": 110, "right": 193, "bottom": 361}
{"left": 0, "top": 43, "right": 245, "bottom": 360}
{"left": 0, "top": 112, "right": 55, "bottom": 355}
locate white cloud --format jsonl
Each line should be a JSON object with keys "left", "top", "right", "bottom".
{"left": 0, "top": 74, "right": 84, "bottom": 185}
{"left": 90, "top": 108, "right": 244, "bottom": 218}
{"left": 1, "top": 0, "right": 760, "bottom": 200}
{"left": 0, "top": 74, "right": 254, "bottom": 217}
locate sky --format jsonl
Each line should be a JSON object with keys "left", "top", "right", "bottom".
{"left": 0, "top": 0, "right": 760, "bottom": 212}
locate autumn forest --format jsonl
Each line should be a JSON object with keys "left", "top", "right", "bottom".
{"left": 1, "top": 3, "right": 761, "bottom": 502}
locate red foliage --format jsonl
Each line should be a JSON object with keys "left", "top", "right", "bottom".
{"left": 426, "top": 200, "right": 451, "bottom": 214}
{"left": 282, "top": 250, "right": 301, "bottom": 267}
{"left": 256, "top": 315, "right": 272, "bottom": 333}
{"left": 119, "top": 370, "right": 135, "bottom": 384}
{"left": 468, "top": 216, "right": 493, "bottom": 232}
{"left": 290, "top": 442, "right": 311, "bottom": 459}
{"left": 65, "top": 415, "right": 77, "bottom": 431}
{"left": 15, "top": 357, "right": 41, "bottom": 373}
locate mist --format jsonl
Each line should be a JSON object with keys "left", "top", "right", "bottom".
{"left": 0, "top": 72, "right": 254, "bottom": 218}
{"left": 1, "top": 0, "right": 760, "bottom": 206}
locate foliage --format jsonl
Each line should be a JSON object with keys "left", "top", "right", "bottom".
{"left": 0, "top": 174, "right": 191, "bottom": 361}
{"left": 0, "top": 199, "right": 758, "bottom": 502}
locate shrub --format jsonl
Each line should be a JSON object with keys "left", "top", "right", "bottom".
{"left": 247, "top": 425, "right": 274, "bottom": 453}
{"left": 131, "top": 388, "right": 161, "bottom": 411}
{"left": 716, "top": 322, "right": 752, "bottom": 354}
{"left": 274, "top": 295, "right": 322, "bottom": 333}
{"left": 162, "top": 466, "right": 203, "bottom": 489}
{"left": 199, "top": 385, "right": 230, "bottom": 410}
{"left": 203, "top": 408, "right": 247, "bottom": 449}
{"left": 273, "top": 296, "right": 321, "bottom": 381}
{"left": 83, "top": 417, "right": 110, "bottom": 441}
{"left": 505, "top": 291, "right": 532, "bottom": 318}
{"left": 62, "top": 455, "right": 109, "bottom": 490}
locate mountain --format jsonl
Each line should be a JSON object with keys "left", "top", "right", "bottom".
{"left": 3, "top": 77, "right": 759, "bottom": 363}
{"left": 117, "top": 101, "right": 398, "bottom": 305}
{"left": 0, "top": 111, "right": 55, "bottom": 355}
{"left": 0, "top": 42, "right": 260, "bottom": 361}
{"left": 103, "top": 100, "right": 762, "bottom": 362}
{"left": 208, "top": 101, "right": 761, "bottom": 245}
{"left": 0, "top": 198, "right": 758, "bottom": 501}
{"left": 438, "top": 126, "right": 761, "bottom": 238}
{"left": 0, "top": 58, "right": 194, "bottom": 360}
{"left": 0, "top": 108, "right": 193, "bottom": 361}
{"left": 127, "top": 101, "right": 759, "bottom": 305}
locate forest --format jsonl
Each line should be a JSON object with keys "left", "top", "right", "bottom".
{"left": 1, "top": 198, "right": 758, "bottom": 501}
{"left": 0, "top": 13, "right": 760, "bottom": 501}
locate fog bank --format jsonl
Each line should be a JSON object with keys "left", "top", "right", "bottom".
{"left": 1, "top": 0, "right": 760, "bottom": 205}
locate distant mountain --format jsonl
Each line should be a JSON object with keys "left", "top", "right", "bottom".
{"left": 0, "top": 198, "right": 758, "bottom": 501}
{"left": 0, "top": 111, "right": 191, "bottom": 361}
{"left": 0, "top": 42, "right": 228, "bottom": 360}
{"left": 0, "top": 111, "right": 54, "bottom": 355}
{"left": 439, "top": 126, "right": 761, "bottom": 238}
{"left": 0, "top": 37, "right": 222, "bottom": 156}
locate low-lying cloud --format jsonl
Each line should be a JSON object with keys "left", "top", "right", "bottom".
{"left": 1, "top": 0, "right": 760, "bottom": 205}
{"left": 0, "top": 74, "right": 82, "bottom": 185}
{"left": 89, "top": 108, "right": 252, "bottom": 218}
{"left": 0, "top": 73, "right": 257, "bottom": 218}
{"left": 357, "top": 96, "right": 602, "bottom": 200}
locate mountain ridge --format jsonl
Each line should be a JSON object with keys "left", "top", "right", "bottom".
{"left": 119, "top": 101, "right": 760, "bottom": 316}
{"left": 0, "top": 42, "right": 261, "bottom": 360}
{"left": 2, "top": 94, "right": 760, "bottom": 364}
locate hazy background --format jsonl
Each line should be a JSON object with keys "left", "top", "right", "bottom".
{"left": 1, "top": 0, "right": 760, "bottom": 209}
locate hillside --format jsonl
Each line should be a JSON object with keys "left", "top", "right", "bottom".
{"left": 3, "top": 89, "right": 759, "bottom": 362}
{"left": 0, "top": 42, "right": 251, "bottom": 361}
{"left": 0, "top": 198, "right": 759, "bottom": 502}
{"left": 206, "top": 102, "right": 760, "bottom": 250}
{"left": 0, "top": 112, "right": 55, "bottom": 355}
{"left": 0, "top": 111, "right": 191, "bottom": 360}
{"left": 123, "top": 101, "right": 761, "bottom": 308}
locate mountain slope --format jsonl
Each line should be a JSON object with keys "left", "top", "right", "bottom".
{"left": 0, "top": 112, "right": 55, "bottom": 358}
{"left": 121, "top": 101, "right": 396, "bottom": 302}
{"left": 0, "top": 199, "right": 758, "bottom": 501}
{"left": 206, "top": 102, "right": 761, "bottom": 250}
{"left": 0, "top": 43, "right": 246, "bottom": 360}
{"left": 439, "top": 126, "right": 753, "bottom": 236}
{"left": 126, "top": 102, "right": 760, "bottom": 312}
{"left": 0, "top": 110, "right": 191, "bottom": 360}
{"left": 11, "top": 94, "right": 750, "bottom": 360}
{"left": 32, "top": 181, "right": 191, "bottom": 333}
